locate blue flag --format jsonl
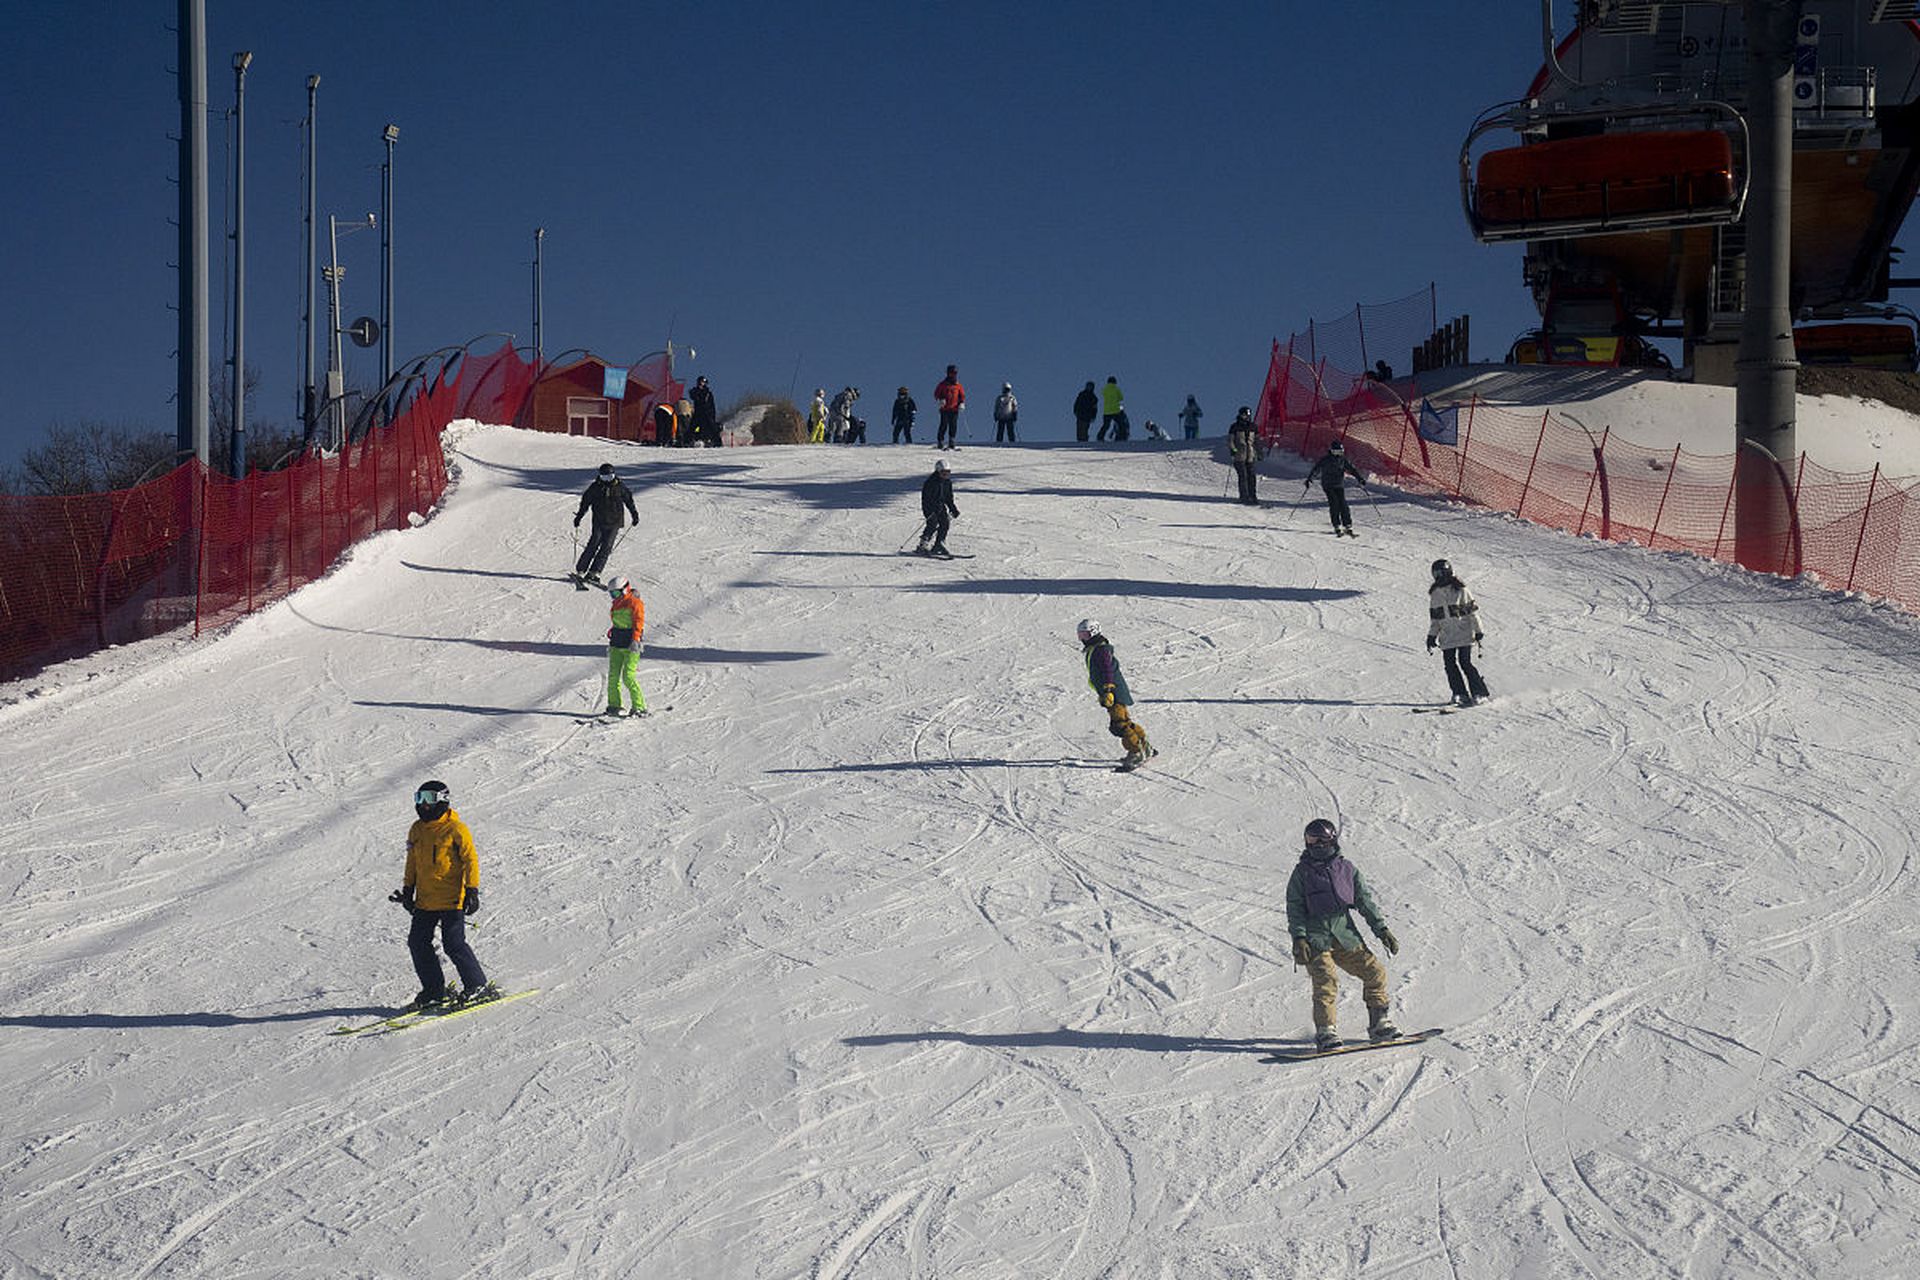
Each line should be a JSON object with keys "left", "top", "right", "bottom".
{"left": 603, "top": 367, "right": 629, "bottom": 400}
{"left": 1417, "top": 400, "right": 1459, "bottom": 446}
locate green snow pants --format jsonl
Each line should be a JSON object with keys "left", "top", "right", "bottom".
{"left": 606, "top": 647, "right": 645, "bottom": 713}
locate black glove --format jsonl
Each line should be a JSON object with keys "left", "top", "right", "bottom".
{"left": 463, "top": 889, "right": 480, "bottom": 917}
{"left": 1377, "top": 927, "right": 1399, "bottom": 956}
{"left": 388, "top": 887, "right": 415, "bottom": 914}
{"left": 1291, "top": 936, "right": 1312, "bottom": 965}
{"left": 573, "top": 514, "right": 582, "bottom": 528}
{"left": 1426, "top": 635, "right": 1437, "bottom": 653}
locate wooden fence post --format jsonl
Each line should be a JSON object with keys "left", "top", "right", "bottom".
{"left": 1649, "top": 444, "right": 1682, "bottom": 548}
{"left": 1846, "top": 464, "right": 1880, "bottom": 591}
{"left": 1517, "top": 410, "right": 1549, "bottom": 520}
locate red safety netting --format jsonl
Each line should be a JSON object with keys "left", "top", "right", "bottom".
{"left": 1, "top": 341, "right": 648, "bottom": 682}
{"left": 1253, "top": 335, "right": 1920, "bottom": 610}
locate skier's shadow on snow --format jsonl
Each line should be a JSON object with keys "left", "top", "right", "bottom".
{"left": 356, "top": 699, "right": 586, "bottom": 719}
{"left": 1149, "top": 697, "right": 1432, "bottom": 709}
{"left": 901, "top": 577, "right": 1361, "bottom": 603}
{"left": 401, "top": 560, "right": 569, "bottom": 583}
{"left": 844, "top": 1029, "right": 1291, "bottom": 1055}
{"left": 768, "top": 756, "right": 1111, "bottom": 775}
{"left": 0, "top": 1007, "right": 391, "bottom": 1030}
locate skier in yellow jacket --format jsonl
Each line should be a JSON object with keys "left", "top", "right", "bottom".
{"left": 390, "top": 780, "right": 496, "bottom": 1008}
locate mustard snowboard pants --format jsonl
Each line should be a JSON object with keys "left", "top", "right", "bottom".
{"left": 1307, "top": 944, "right": 1389, "bottom": 1029}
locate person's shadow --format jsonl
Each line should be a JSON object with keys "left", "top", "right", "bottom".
{"left": 1, "top": 1006, "right": 392, "bottom": 1030}
{"left": 843, "top": 1028, "right": 1299, "bottom": 1055}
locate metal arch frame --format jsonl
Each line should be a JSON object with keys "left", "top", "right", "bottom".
{"left": 1459, "top": 97, "right": 1752, "bottom": 244}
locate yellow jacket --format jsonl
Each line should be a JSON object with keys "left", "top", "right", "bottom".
{"left": 405, "top": 809, "right": 478, "bottom": 911}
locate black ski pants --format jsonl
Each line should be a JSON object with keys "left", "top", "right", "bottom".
{"left": 1234, "top": 460, "right": 1258, "bottom": 504}
{"left": 919, "top": 510, "right": 952, "bottom": 550}
{"left": 1324, "top": 487, "right": 1353, "bottom": 531}
{"left": 937, "top": 409, "right": 959, "bottom": 447}
{"left": 1075, "top": 415, "right": 1094, "bottom": 442}
{"left": 1442, "top": 646, "right": 1490, "bottom": 702}
{"left": 577, "top": 522, "right": 620, "bottom": 575}
{"left": 893, "top": 423, "right": 913, "bottom": 444}
{"left": 408, "top": 909, "right": 486, "bottom": 995}
{"left": 995, "top": 419, "right": 1016, "bottom": 443}
{"left": 1098, "top": 413, "right": 1120, "bottom": 441}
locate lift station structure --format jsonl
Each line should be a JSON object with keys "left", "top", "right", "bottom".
{"left": 1462, "top": 1, "right": 1920, "bottom": 379}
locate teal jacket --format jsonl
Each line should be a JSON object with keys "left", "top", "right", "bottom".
{"left": 1285, "top": 847, "right": 1389, "bottom": 953}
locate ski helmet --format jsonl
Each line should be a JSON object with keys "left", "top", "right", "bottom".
{"left": 1430, "top": 559, "right": 1452, "bottom": 582}
{"left": 1304, "top": 818, "right": 1338, "bottom": 848}
{"left": 1075, "top": 618, "right": 1100, "bottom": 643}
{"left": 415, "top": 780, "right": 451, "bottom": 821}
{"left": 1002, "top": 382, "right": 1012, "bottom": 392}
{"left": 1238, "top": 405, "right": 1252, "bottom": 418}
{"left": 1328, "top": 440, "right": 1345, "bottom": 454}
{"left": 897, "top": 385, "right": 910, "bottom": 395}
{"left": 597, "top": 463, "right": 615, "bottom": 479}
{"left": 607, "top": 575, "right": 631, "bottom": 596}
{"left": 935, "top": 459, "right": 950, "bottom": 472}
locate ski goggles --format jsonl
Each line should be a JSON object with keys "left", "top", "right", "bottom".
{"left": 414, "top": 787, "right": 450, "bottom": 807}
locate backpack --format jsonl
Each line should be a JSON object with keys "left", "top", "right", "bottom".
{"left": 1299, "top": 854, "right": 1358, "bottom": 917}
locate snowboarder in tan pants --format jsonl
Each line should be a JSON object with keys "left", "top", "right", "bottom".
{"left": 1287, "top": 818, "right": 1400, "bottom": 1051}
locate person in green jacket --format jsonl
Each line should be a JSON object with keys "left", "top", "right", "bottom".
{"left": 1286, "top": 818, "right": 1401, "bottom": 1051}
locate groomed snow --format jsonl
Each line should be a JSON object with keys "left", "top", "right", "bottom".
{"left": 4, "top": 402, "right": 1919, "bottom": 1278}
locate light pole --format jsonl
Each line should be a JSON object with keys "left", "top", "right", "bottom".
{"left": 301, "top": 73, "right": 320, "bottom": 437}
{"left": 325, "top": 212, "right": 377, "bottom": 449}
{"left": 177, "top": 0, "right": 210, "bottom": 468}
{"left": 380, "top": 122, "right": 398, "bottom": 387}
{"left": 230, "top": 51, "right": 252, "bottom": 477}
{"left": 532, "top": 227, "right": 545, "bottom": 364}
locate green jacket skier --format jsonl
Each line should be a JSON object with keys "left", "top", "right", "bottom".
{"left": 1286, "top": 818, "right": 1400, "bottom": 1050}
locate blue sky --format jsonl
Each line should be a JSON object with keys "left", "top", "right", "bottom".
{"left": 0, "top": 3, "right": 1551, "bottom": 462}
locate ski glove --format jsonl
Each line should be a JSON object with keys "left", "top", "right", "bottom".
{"left": 573, "top": 514, "right": 582, "bottom": 528}
{"left": 463, "top": 889, "right": 481, "bottom": 916}
{"left": 1377, "top": 927, "right": 1399, "bottom": 956}
{"left": 1291, "top": 936, "right": 1312, "bottom": 966}
{"left": 1099, "top": 689, "right": 1116, "bottom": 708}
{"left": 389, "top": 887, "right": 415, "bottom": 915}
{"left": 1426, "top": 635, "right": 1437, "bottom": 653}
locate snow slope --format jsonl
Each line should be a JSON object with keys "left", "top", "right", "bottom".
{"left": 4, "top": 417, "right": 1920, "bottom": 1279}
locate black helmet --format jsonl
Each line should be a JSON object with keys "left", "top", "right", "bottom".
{"left": 597, "top": 463, "right": 615, "bottom": 478}
{"left": 1328, "top": 440, "right": 1345, "bottom": 454}
{"left": 1431, "top": 558, "right": 1452, "bottom": 582}
{"left": 414, "top": 780, "right": 451, "bottom": 822}
{"left": 1304, "top": 818, "right": 1338, "bottom": 848}
{"left": 1236, "top": 405, "right": 1252, "bottom": 418}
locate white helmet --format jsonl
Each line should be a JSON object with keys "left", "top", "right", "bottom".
{"left": 935, "top": 459, "right": 950, "bottom": 472}
{"left": 1075, "top": 618, "right": 1100, "bottom": 643}
{"left": 606, "top": 575, "right": 631, "bottom": 595}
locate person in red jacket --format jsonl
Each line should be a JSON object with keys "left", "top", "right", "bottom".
{"left": 934, "top": 364, "right": 965, "bottom": 451}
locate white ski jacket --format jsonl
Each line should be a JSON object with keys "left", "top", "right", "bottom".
{"left": 1427, "top": 580, "right": 1483, "bottom": 649}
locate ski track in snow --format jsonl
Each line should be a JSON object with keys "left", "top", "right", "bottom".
{"left": 3, "top": 425, "right": 1920, "bottom": 1277}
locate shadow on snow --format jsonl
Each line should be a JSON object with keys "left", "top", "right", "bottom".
{"left": 843, "top": 1028, "right": 1294, "bottom": 1055}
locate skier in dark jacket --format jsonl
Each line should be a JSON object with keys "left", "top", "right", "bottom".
{"left": 572, "top": 464, "right": 640, "bottom": 583}
{"left": 1303, "top": 439, "right": 1367, "bottom": 536}
{"left": 1076, "top": 618, "right": 1154, "bottom": 768}
{"left": 1286, "top": 818, "right": 1400, "bottom": 1051}
{"left": 688, "top": 376, "right": 719, "bottom": 446}
{"left": 1227, "top": 407, "right": 1259, "bottom": 504}
{"left": 891, "top": 387, "right": 917, "bottom": 444}
{"left": 1073, "top": 382, "right": 1099, "bottom": 442}
{"left": 917, "top": 459, "right": 959, "bottom": 556}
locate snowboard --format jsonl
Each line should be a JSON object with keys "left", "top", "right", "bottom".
{"left": 330, "top": 988, "right": 539, "bottom": 1037}
{"left": 1261, "top": 1026, "right": 1442, "bottom": 1064}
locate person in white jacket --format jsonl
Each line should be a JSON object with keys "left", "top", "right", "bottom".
{"left": 993, "top": 383, "right": 1019, "bottom": 443}
{"left": 1426, "top": 559, "right": 1491, "bottom": 707}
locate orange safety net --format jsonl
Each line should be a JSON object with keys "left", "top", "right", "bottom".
{"left": 1253, "top": 335, "right": 1920, "bottom": 610}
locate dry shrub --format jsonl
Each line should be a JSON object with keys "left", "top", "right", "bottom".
{"left": 724, "top": 393, "right": 806, "bottom": 446}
